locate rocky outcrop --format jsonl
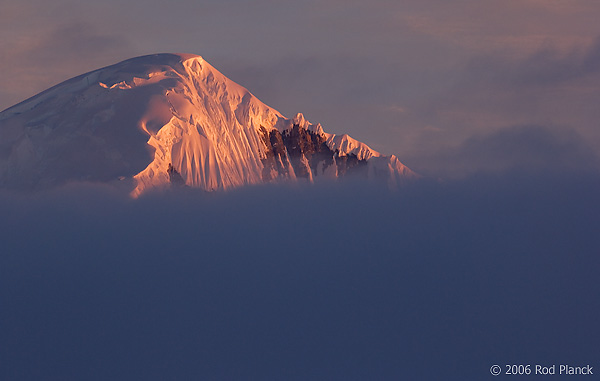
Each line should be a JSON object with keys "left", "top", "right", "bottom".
{"left": 259, "top": 124, "right": 370, "bottom": 182}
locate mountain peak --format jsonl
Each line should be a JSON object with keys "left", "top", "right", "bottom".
{"left": 0, "top": 53, "right": 417, "bottom": 195}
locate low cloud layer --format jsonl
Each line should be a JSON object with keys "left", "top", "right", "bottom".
{"left": 1, "top": 174, "right": 598, "bottom": 379}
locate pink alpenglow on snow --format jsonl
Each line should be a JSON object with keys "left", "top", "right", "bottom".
{"left": 0, "top": 53, "right": 417, "bottom": 196}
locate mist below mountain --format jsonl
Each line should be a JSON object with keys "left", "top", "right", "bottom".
{"left": 1, "top": 172, "right": 598, "bottom": 380}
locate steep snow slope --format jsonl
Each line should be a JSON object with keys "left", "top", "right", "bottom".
{"left": 0, "top": 53, "right": 417, "bottom": 194}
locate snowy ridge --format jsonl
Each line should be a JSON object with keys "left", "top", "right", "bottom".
{"left": 0, "top": 53, "right": 417, "bottom": 195}
{"left": 128, "top": 55, "right": 286, "bottom": 195}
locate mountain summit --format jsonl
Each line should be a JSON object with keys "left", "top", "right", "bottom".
{"left": 0, "top": 53, "right": 417, "bottom": 195}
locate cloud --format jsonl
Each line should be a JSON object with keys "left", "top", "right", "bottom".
{"left": 0, "top": 174, "right": 598, "bottom": 379}
{"left": 464, "top": 36, "right": 600, "bottom": 88}
{"left": 399, "top": 35, "right": 600, "bottom": 168}
{"left": 397, "top": 0, "right": 596, "bottom": 56}
{"left": 410, "top": 125, "right": 600, "bottom": 178}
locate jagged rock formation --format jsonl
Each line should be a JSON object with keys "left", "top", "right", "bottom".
{"left": 260, "top": 123, "right": 370, "bottom": 182}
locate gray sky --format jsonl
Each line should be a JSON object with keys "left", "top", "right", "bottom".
{"left": 2, "top": 0, "right": 599, "bottom": 176}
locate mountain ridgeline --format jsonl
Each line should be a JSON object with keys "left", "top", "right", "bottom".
{"left": 0, "top": 53, "right": 417, "bottom": 195}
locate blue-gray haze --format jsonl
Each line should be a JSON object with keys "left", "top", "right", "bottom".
{"left": 1, "top": 169, "right": 598, "bottom": 380}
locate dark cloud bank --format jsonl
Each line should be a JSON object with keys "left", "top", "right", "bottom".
{"left": 412, "top": 124, "right": 600, "bottom": 178}
{"left": 1, "top": 171, "right": 599, "bottom": 380}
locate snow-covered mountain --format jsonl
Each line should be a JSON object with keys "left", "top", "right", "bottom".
{"left": 0, "top": 53, "right": 417, "bottom": 195}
